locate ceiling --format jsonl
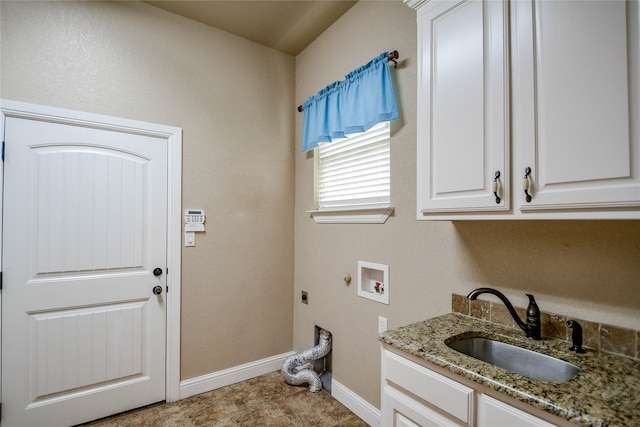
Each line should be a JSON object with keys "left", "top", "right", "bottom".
{"left": 144, "top": 1, "right": 358, "bottom": 56}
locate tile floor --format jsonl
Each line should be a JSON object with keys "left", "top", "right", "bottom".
{"left": 82, "top": 371, "right": 368, "bottom": 426}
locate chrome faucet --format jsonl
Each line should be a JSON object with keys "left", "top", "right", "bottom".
{"left": 467, "top": 287, "right": 542, "bottom": 340}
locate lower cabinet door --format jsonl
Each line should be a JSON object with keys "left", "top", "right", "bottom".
{"left": 383, "top": 350, "right": 473, "bottom": 424}
{"left": 383, "top": 385, "right": 465, "bottom": 427}
{"left": 477, "top": 395, "right": 555, "bottom": 427}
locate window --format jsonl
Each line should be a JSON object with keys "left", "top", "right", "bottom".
{"left": 316, "top": 121, "right": 390, "bottom": 208}
{"left": 308, "top": 122, "right": 394, "bottom": 224}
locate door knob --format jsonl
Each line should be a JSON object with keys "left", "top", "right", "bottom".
{"left": 153, "top": 285, "right": 163, "bottom": 295}
{"left": 153, "top": 267, "right": 163, "bottom": 276}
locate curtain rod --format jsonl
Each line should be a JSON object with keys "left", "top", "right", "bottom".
{"left": 297, "top": 50, "right": 399, "bottom": 112}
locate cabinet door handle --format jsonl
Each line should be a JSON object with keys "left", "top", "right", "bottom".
{"left": 492, "top": 171, "right": 501, "bottom": 204}
{"left": 523, "top": 167, "right": 532, "bottom": 203}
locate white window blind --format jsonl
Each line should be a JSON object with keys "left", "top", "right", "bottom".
{"left": 315, "top": 122, "right": 390, "bottom": 209}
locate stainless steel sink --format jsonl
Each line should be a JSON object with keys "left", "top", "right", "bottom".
{"left": 447, "top": 336, "right": 580, "bottom": 382}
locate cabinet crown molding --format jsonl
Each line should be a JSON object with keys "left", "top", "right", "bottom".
{"left": 404, "top": 0, "right": 430, "bottom": 11}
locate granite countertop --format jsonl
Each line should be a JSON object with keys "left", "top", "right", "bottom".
{"left": 379, "top": 313, "right": 640, "bottom": 427}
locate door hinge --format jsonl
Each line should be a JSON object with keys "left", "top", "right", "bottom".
{"left": 0, "top": 272, "right": 3, "bottom": 290}
{"left": 2, "top": 140, "right": 5, "bottom": 161}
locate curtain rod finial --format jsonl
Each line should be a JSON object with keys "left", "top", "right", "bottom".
{"left": 298, "top": 105, "right": 304, "bottom": 112}
{"left": 388, "top": 50, "right": 399, "bottom": 68}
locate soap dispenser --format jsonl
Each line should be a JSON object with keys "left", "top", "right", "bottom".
{"left": 525, "top": 294, "right": 541, "bottom": 339}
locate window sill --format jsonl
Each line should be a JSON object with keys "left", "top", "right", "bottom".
{"left": 307, "top": 207, "right": 394, "bottom": 224}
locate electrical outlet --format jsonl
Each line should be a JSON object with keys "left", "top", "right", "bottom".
{"left": 378, "top": 316, "right": 388, "bottom": 333}
{"left": 301, "top": 291, "right": 308, "bottom": 304}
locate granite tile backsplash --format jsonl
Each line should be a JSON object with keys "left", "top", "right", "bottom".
{"left": 452, "top": 293, "right": 639, "bottom": 360}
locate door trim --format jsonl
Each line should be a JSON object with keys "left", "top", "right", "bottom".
{"left": 0, "top": 99, "right": 182, "bottom": 403}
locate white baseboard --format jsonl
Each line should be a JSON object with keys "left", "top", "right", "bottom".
{"left": 331, "top": 378, "right": 382, "bottom": 427}
{"left": 179, "top": 351, "right": 295, "bottom": 400}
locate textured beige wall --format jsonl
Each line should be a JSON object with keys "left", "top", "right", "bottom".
{"left": 293, "top": 1, "right": 640, "bottom": 408}
{"left": 0, "top": 1, "right": 295, "bottom": 380}
{"left": 2, "top": 0, "right": 639, "bottom": 411}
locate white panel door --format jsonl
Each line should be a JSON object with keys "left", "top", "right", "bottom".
{"left": 2, "top": 116, "right": 168, "bottom": 426}
{"left": 512, "top": 0, "right": 640, "bottom": 211}
{"left": 417, "top": 0, "right": 509, "bottom": 214}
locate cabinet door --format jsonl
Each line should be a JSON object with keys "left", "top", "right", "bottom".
{"left": 477, "top": 395, "right": 556, "bottom": 427}
{"left": 512, "top": 0, "right": 640, "bottom": 212}
{"left": 383, "top": 350, "right": 474, "bottom": 425}
{"left": 383, "top": 385, "right": 466, "bottom": 427}
{"left": 416, "top": 0, "right": 509, "bottom": 216}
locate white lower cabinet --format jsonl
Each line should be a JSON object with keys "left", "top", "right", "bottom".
{"left": 382, "top": 349, "right": 473, "bottom": 426}
{"left": 382, "top": 348, "right": 558, "bottom": 427}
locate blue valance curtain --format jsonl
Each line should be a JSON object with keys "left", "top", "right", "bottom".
{"left": 301, "top": 52, "right": 399, "bottom": 152}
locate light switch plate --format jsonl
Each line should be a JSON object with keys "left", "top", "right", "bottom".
{"left": 185, "top": 231, "right": 195, "bottom": 247}
{"left": 378, "top": 316, "right": 388, "bottom": 333}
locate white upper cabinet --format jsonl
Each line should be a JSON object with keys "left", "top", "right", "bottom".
{"left": 409, "top": 0, "right": 640, "bottom": 219}
{"left": 415, "top": 0, "right": 509, "bottom": 215}
{"left": 512, "top": 0, "right": 640, "bottom": 215}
